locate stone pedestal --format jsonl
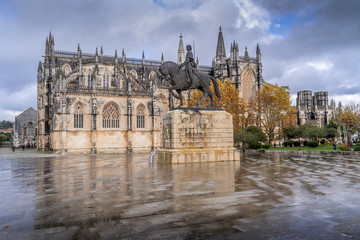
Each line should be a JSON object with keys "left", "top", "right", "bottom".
{"left": 158, "top": 108, "right": 240, "bottom": 163}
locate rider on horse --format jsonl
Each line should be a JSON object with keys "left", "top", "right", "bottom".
{"left": 181, "top": 45, "right": 197, "bottom": 89}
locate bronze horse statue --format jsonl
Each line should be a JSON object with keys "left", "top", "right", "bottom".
{"left": 158, "top": 61, "right": 221, "bottom": 107}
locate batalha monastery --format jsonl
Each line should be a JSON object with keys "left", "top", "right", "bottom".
{"left": 36, "top": 27, "right": 265, "bottom": 154}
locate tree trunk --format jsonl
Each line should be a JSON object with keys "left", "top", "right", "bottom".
{"left": 343, "top": 124, "right": 347, "bottom": 143}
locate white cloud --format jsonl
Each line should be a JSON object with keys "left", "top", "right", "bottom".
{"left": 332, "top": 94, "right": 360, "bottom": 106}
{"left": 233, "top": 0, "right": 271, "bottom": 30}
{"left": 0, "top": 109, "right": 23, "bottom": 122}
{"left": 0, "top": 84, "right": 37, "bottom": 121}
{"left": 306, "top": 61, "right": 333, "bottom": 72}
{"left": 283, "top": 66, "right": 300, "bottom": 77}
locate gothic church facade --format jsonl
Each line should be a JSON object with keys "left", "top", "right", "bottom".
{"left": 296, "top": 90, "right": 336, "bottom": 128}
{"left": 37, "top": 28, "right": 264, "bottom": 154}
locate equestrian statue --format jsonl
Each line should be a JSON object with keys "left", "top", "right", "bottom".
{"left": 158, "top": 45, "right": 221, "bottom": 108}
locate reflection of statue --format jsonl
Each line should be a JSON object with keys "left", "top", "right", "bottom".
{"left": 181, "top": 45, "right": 197, "bottom": 89}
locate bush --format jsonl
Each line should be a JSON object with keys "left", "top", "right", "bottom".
{"left": 249, "top": 141, "right": 262, "bottom": 149}
{"left": 339, "top": 144, "right": 350, "bottom": 151}
{"left": 302, "top": 140, "right": 307, "bottom": 146}
{"left": 262, "top": 143, "right": 270, "bottom": 149}
{"left": 306, "top": 141, "right": 319, "bottom": 148}
{"left": 293, "top": 141, "right": 301, "bottom": 147}
{"left": 353, "top": 146, "right": 360, "bottom": 151}
{"left": 0, "top": 134, "right": 6, "bottom": 143}
{"left": 283, "top": 140, "right": 294, "bottom": 147}
{"left": 320, "top": 139, "right": 326, "bottom": 145}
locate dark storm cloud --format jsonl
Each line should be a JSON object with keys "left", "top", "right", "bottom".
{"left": 255, "top": 0, "right": 360, "bottom": 103}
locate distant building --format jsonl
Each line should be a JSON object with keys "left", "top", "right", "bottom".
{"left": 296, "top": 90, "right": 336, "bottom": 128}
{"left": 11, "top": 108, "right": 37, "bottom": 148}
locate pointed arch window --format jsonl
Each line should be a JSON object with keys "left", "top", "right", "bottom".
{"left": 63, "top": 64, "right": 72, "bottom": 76}
{"left": 88, "top": 74, "right": 92, "bottom": 88}
{"left": 136, "top": 105, "right": 145, "bottom": 129}
{"left": 241, "top": 67, "right": 255, "bottom": 102}
{"left": 103, "top": 73, "right": 109, "bottom": 89}
{"left": 102, "top": 103, "right": 120, "bottom": 128}
{"left": 74, "top": 103, "right": 84, "bottom": 128}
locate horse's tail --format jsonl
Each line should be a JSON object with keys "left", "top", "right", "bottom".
{"left": 210, "top": 76, "right": 221, "bottom": 98}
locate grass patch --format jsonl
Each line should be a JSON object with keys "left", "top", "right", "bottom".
{"left": 269, "top": 145, "right": 338, "bottom": 151}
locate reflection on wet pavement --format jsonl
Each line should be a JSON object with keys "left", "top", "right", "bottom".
{"left": 0, "top": 148, "right": 360, "bottom": 239}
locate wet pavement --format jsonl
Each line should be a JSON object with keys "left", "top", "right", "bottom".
{"left": 0, "top": 148, "right": 360, "bottom": 239}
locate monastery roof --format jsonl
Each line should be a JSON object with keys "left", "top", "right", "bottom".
{"left": 53, "top": 50, "right": 213, "bottom": 72}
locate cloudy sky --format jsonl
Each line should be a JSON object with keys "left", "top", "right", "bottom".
{"left": 0, "top": 0, "right": 359, "bottom": 121}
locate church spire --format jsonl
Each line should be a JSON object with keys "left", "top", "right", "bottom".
{"left": 244, "top": 46, "right": 249, "bottom": 61}
{"left": 45, "top": 36, "right": 49, "bottom": 56}
{"left": 38, "top": 61, "right": 42, "bottom": 72}
{"left": 256, "top": 43, "right": 261, "bottom": 56}
{"left": 256, "top": 43, "right": 261, "bottom": 62}
{"left": 114, "top": 49, "right": 118, "bottom": 64}
{"left": 122, "top": 48, "right": 126, "bottom": 62}
{"left": 95, "top": 47, "right": 99, "bottom": 63}
{"left": 49, "top": 31, "right": 52, "bottom": 44}
{"left": 177, "top": 33, "right": 185, "bottom": 64}
{"left": 216, "top": 26, "right": 226, "bottom": 62}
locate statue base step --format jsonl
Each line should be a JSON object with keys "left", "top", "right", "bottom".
{"left": 158, "top": 148, "right": 240, "bottom": 163}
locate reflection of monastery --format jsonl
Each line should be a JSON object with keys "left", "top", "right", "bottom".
{"left": 33, "top": 155, "right": 240, "bottom": 230}
{"left": 37, "top": 28, "right": 265, "bottom": 154}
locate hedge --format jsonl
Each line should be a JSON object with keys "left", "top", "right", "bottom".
{"left": 249, "top": 141, "right": 262, "bottom": 149}
{"left": 306, "top": 141, "right": 319, "bottom": 148}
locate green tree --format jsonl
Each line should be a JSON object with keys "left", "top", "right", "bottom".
{"left": 245, "top": 126, "right": 267, "bottom": 142}
{"left": 234, "top": 126, "right": 267, "bottom": 148}
{"left": 0, "top": 134, "right": 6, "bottom": 143}
{"left": 325, "top": 119, "right": 338, "bottom": 140}
{"left": 282, "top": 126, "right": 300, "bottom": 140}
{"left": 0, "top": 120, "right": 13, "bottom": 129}
{"left": 299, "top": 123, "right": 326, "bottom": 140}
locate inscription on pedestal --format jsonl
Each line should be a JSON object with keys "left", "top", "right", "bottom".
{"left": 158, "top": 108, "right": 240, "bottom": 163}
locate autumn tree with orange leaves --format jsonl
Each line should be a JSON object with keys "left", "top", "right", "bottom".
{"left": 335, "top": 105, "right": 360, "bottom": 144}
{"left": 188, "top": 80, "right": 296, "bottom": 142}
{"left": 254, "top": 83, "right": 297, "bottom": 144}
{"left": 187, "top": 78, "right": 242, "bottom": 133}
